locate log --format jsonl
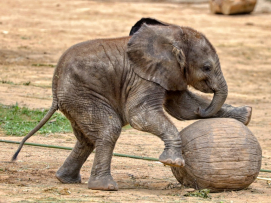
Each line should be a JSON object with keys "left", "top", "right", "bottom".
{"left": 210, "top": 0, "right": 257, "bottom": 15}
{"left": 171, "top": 118, "right": 262, "bottom": 192}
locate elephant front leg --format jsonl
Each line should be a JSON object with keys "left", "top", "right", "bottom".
{"left": 128, "top": 108, "right": 185, "bottom": 168}
{"left": 126, "top": 82, "right": 184, "bottom": 167}
{"left": 158, "top": 131, "right": 185, "bottom": 167}
{"left": 215, "top": 104, "right": 252, "bottom": 125}
{"left": 164, "top": 90, "right": 252, "bottom": 125}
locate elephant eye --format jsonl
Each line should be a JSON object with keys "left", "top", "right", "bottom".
{"left": 202, "top": 65, "right": 211, "bottom": 72}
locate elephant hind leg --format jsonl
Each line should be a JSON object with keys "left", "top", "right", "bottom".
{"left": 58, "top": 95, "right": 123, "bottom": 190}
{"left": 56, "top": 125, "right": 95, "bottom": 184}
{"left": 88, "top": 114, "right": 122, "bottom": 191}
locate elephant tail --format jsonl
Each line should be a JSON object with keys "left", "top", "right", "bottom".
{"left": 11, "top": 102, "right": 58, "bottom": 161}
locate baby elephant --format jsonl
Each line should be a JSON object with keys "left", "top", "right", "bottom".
{"left": 12, "top": 18, "right": 252, "bottom": 191}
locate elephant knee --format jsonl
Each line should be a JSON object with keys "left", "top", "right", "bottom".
{"left": 128, "top": 115, "right": 148, "bottom": 132}
{"left": 98, "top": 125, "right": 122, "bottom": 146}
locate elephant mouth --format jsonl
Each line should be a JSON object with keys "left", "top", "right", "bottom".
{"left": 193, "top": 80, "right": 214, "bottom": 94}
{"left": 205, "top": 80, "right": 215, "bottom": 93}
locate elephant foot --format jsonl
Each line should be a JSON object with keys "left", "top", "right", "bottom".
{"left": 231, "top": 106, "right": 252, "bottom": 126}
{"left": 55, "top": 169, "right": 81, "bottom": 184}
{"left": 88, "top": 175, "right": 118, "bottom": 191}
{"left": 159, "top": 148, "right": 185, "bottom": 167}
{"left": 243, "top": 106, "right": 252, "bottom": 125}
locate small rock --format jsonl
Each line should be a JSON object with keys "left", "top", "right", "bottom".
{"left": 184, "top": 188, "right": 195, "bottom": 192}
{"left": 210, "top": 0, "right": 257, "bottom": 15}
{"left": 245, "top": 22, "right": 254, "bottom": 26}
{"left": 0, "top": 175, "right": 9, "bottom": 180}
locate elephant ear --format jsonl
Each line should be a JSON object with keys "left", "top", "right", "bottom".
{"left": 127, "top": 24, "right": 187, "bottom": 91}
{"left": 129, "top": 18, "right": 168, "bottom": 36}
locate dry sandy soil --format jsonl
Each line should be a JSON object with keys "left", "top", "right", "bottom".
{"left": 0, "top": 0, "right": 271, "bottom": 202}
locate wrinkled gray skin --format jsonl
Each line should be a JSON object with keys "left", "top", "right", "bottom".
{"left": 12, "top": 18, "right": 252, "bottom": 191}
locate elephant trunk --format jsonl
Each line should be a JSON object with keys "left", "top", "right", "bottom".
{"left": 197, "top": 74, "right": 228, "bottom": 118}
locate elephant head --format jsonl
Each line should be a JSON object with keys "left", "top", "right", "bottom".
{"left": 127, "top": 19, "right": 228, "bottom": 118}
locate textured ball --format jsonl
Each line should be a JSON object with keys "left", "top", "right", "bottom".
{"left": 171, "top": 118, "right": 262, "bottom": 192}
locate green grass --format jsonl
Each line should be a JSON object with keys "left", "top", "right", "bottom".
{"left": 0, "top": 80, "right": 47, "bottom": 87}
{"left": 184, "top": 189, "right": 211, "bottom": 199}
{"left": 0, "top": 103, "right": 72, "bottom": 136}
{"left": 122, "top": 124, "right": 132, "bottom": 131}
{"left": 0, "top": 80, "right": 15, "bottom": 85}
{"left": 32, "top": 63, "right": 56, "bottom": 67}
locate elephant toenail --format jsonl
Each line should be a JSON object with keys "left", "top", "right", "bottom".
{"left": 176, "top": 158, "right": 185, "bottom": 167}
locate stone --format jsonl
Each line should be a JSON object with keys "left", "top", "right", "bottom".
{"left": 210, "top": 0, "right": 257, "bottom": 15}
{"left": 171, "top": 118, "right": 262, "bottom": 192}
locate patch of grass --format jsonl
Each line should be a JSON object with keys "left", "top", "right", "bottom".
{"left": 32, "top": 63, "right": 56, "bottom": 67}
{"left": 0, "top": 103, "right": 72, "bottom": 136}
{"left": 0, "top": 80, "right": 51, "bottom": 88}
{"left": 0, "top": 80, "right": 15, "bottom": 85}
{"left": 23, "top": 81, "right": 31, "bottom": 86}
{"left": 122, "top": 124, "right": 132, "bottom": 131}
{"left": 21, "top": 36, "right": 30, "bottom": 40}
{"left": 184, "top": 189, "right": 211, "bottom": 199}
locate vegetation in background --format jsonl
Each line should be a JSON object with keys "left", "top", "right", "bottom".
{"left": 0, "top": 103, "right": 72, "bottom": 136}
{"left": 184, "top": 189, "right": 211, "bottom": 199}
{"left": 32, "top": 63, "right": 56, "bottom": 67}
{"left": 122, "top": 124, "right": 132, "bottom": 131}
{"left": 0, "top": 80, "right": 46, "bottom": 87}
{"left": 0, "top": 103, "right": 133, "bottom": 136}
{"left": 0, "top": 80, "right": 15, "bottom": 85}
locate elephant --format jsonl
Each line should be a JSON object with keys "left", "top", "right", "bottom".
{"left": 12, "top": 18, "right": 252, "bottom": 191}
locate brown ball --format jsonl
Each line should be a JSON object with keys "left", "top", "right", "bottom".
{"left": 171, "top": 118, "right": 262, "bottom": 192}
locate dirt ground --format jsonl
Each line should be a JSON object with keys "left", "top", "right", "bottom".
{"left": 0, "top": 0, "right": 271, "bottom": 202}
